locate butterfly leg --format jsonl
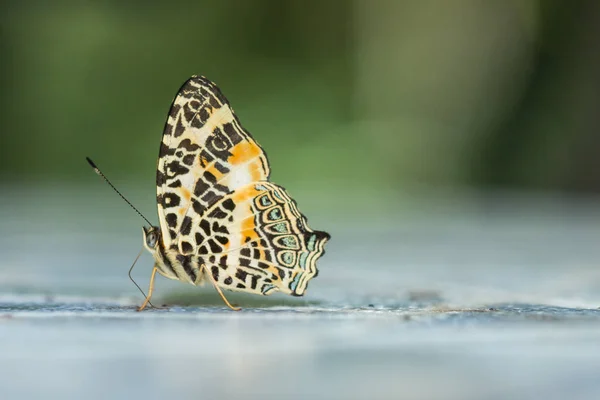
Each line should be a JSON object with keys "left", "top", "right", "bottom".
{"left": 137, "top": 266, "right": 158, "bottom": 312}
{"left": 201, "top": 264, "right": 241, "bottom": 311}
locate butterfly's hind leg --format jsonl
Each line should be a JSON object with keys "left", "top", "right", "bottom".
{"left": 201, "top": 264, "right": 241, "bottom": 311}
{"left": 137, "top": 266, "right": 158, "bottom": 312}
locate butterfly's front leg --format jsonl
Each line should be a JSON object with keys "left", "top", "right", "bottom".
{"left": 137, "top": 266, "right": 158, "bottom": 311}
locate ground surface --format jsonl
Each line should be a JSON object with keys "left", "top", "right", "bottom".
{"left": 2, "top": 186, "right": 600, "bottom": 399}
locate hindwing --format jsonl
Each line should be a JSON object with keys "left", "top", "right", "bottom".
{"left": 179, "top": 182, "right": 330, "bottom": 296}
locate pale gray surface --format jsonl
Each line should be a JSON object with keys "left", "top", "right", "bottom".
{"left": 1, "top": 302, "right": 600, "bottom": 400}
{"left": 2, "top": 185, "right": 600, "bottom": 400}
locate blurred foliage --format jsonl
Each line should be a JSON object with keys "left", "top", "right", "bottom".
{"left": 1, "top": 0, "right": 600, "bottom": 194}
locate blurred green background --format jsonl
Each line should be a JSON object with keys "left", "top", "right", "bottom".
{"left": 2, "top": 0, "right": 600, "bottom": 205}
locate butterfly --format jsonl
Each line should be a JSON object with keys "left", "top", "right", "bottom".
{"left": 137, "top": 76, "right": 330, "bottom": 311}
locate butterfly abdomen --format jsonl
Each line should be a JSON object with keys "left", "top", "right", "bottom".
{"left": 154, "top": 242, "right": 204, "bottom": 285}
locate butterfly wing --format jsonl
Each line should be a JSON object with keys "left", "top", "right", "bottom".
{"left": 156, "top": 76, "right": 270, "bottom": 248}
{"left": 180, "top": 182, "right": 330, "bottom": 296}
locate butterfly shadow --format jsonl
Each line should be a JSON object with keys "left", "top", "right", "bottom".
{"left": 158, "top": 289, "right": 323, "bottom": 309}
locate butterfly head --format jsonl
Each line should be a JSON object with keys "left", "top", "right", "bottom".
{"left": 142, "top": 226, "right": 161, "bottom": 253}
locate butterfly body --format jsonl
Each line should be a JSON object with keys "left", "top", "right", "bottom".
{"left": 141, "top": 76, "right": 330, "bottom": 306}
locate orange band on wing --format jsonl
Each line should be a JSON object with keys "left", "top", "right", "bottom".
{"left": 229, "top": 142, "right": 261, "bottom": 165}
{"left": 249, "top": 160, "right": 265, "bottom": 182}
{"left": 204, "top": 161, "right": 224, "bottom": 182}
{"left": 232, "top": 184, "right": 261, "bottom": 203}
{"left": 240, "top": 219, "right": 260, "bottom": 242}
{"left": 180, "top": 187, "right": 191, "bottom": 202}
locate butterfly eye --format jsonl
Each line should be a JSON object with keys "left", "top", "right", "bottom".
{"left": 146, "top": 231, "right": 158, "bottom": 248}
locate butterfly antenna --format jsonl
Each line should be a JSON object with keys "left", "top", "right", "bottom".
{"left": 86, "top": 157, "right": 153, "bottom": 226}
{"left": 129, "top": 248, "right": 156, "bottom": 308}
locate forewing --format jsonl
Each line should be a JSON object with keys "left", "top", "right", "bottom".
{"left": 156, "top": 76, "right": 270, "bottom": 247}
{"left": 180, "top": 182, "right": 330, "bottom": 296}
